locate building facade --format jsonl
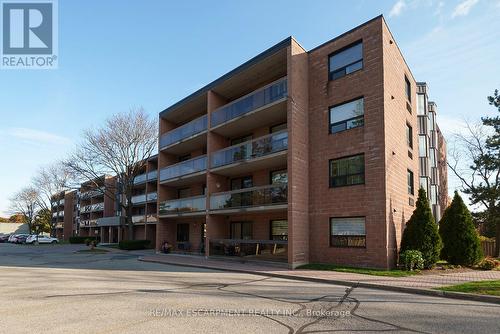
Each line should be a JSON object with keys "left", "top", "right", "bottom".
{"left": 416, "top": 82, "right": 448, "bottom": 221}
{"left": 154, "top": 15, "right": 446, "bottom": 269}
{"left": 50, "top": 190, "right": 78, "bottom": 241}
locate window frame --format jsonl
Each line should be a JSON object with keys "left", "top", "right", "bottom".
{"left": 406, "top": 122, "right": 413, "bottom": 149}
{"left": 230, "top": 221, "right": 253, "bottom": 240}
{"left": 405, "top": 75, "right": 412, "bottom": 103}
{"left": 329, "top": 217, "right": 366, "bottom": 248}
{"left": 176, "top": 223, "right": 190, "bottom": 242}
{"left": 328, "top": 96, "right": 365, "bottom": 134}
{"left": 407, "top": 169, "right": 415, "bottom": 196}
{"left": 328, "top": 40, "right": 364, "bottom": 81}
{"left": 270, "top": 219, "right": 288, "bottom": 241}
{"left": 329, "top": 153, "right": 365, "bottom": 188}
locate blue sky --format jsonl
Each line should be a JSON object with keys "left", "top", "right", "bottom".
{"left": 0, "top": 0, "right": 499, "bottom": 216}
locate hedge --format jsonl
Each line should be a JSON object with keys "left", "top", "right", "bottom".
{"left": 69, "top": 236, "right": 99, "bottom": 244}
{"left": 118, "top": 239, "right": 151, "bottom": 250}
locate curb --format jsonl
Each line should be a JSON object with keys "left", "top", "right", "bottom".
{"left": 138, "top": 257, "right": 500, "bottom": 305}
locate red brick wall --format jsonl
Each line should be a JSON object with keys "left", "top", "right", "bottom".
{"left": 307, "top": 17, "right": 389, "bottom": 268}
{"left": 287, "top": 39, "right": 310, "bottom": 267}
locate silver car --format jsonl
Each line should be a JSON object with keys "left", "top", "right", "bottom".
{"left": 25, "top": 235, "right": 59, "bottom": 244}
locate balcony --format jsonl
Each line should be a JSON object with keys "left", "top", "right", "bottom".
{"left": 160, "top": 114, "right": 208, "bottom": 155}
{"left": 97, "top": 216, "right": 122, "bottom": 227}
{"left": 132, "top": 215, "right": 145, "bottom": 224}
{"left": 210, "top": 130, "right": 288, "bottom": 176}
{"left": 209, "top": 239, "right": 288, "bottom": 263}
{"left": 159, "top": 155, "right": 207, "bottom": 186}
{"left": 81, "top": 202, "right": 104, "bottom": 213}
{"left": 80, "top": 219, "right": 97, "bottom": 227}
{"left": 209, "top": 184, "right": 287, "bottom": 214}
{"left": 133, "top": 170, "right": 158, "bottom": 185}
{"left": 158, "top": 195, "right": 206, "bottom": 217}
{"left": 131, "top": 192, "right": 158, "bottom": 205}
{"left": 210, "top": 78, "right": 287, "bottom": 137}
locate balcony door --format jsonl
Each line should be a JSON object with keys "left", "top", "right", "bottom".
{"left": 230, "top": 176, "right": 253, "bottom": 207}
{"left": 230, "top": 221, "right": 253, "bottom": 240}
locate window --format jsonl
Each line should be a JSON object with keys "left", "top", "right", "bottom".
{"left": 329, "top": 41, "right": 363, "bottom": 80}
{"left": 177, "top": 188, "right": 191, "bottom": 198}
{"left": 420, "top": 177, "right": 429, "bottom": 195}
{"left": 417, "top": 94, "right": 426, "bottom": 115}
{"left": 270, "top": 123, "right": 287, "bottom": 133}
{"left": 329, "top": 97, "right": 364, "bottom": 133}
{"left": 230, "top": 221, "right": 253, "bottom": 240}
{"left": 178, "top": 154, "right": 191, "bottom": 162}
{"left": 271, "top": 170, "right": 288, "bottom": 185}
{"left": 176, "top": 223, "right": 189, "bottom": 242}
{"left": 230, "top": 176, "right": 253, "bottom": 190}
{"left": 407, "top": 169, "right": 414, "bottom": 195}
{"left": 270, "top": 220, "right": 288, "bottom": 241}
{"left": 329, "top": 154, "right": 365, "bottom": 187}
{"left": 419, "top": 135, "right": 427, "bottom": 157}
{"left": 330, "top": 217, "right": 366, "bottom": 248}
{"left": 406, "top": 123, "right": 413, "bottom": 149}
{"left": 231, "top": 134, "right": 252, "bottom": 145}
{"left": 405, "top": 76, "right": 412, "bottom": 102}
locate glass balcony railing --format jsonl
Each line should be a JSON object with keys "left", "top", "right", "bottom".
{"left": 159, "top": 155, "right": 207, "bottom": 182}
{"left": 82, "top": 202, "right": 104, "bottom": 212}
{"left": 132, "top": 215, "right": 145, "bottom": 224}
{"left": 146, "top": 215, "right": 158, "bottom": 223}
{"left": 211, "top": 130, "right": 288, "bottom": 168}
{"left": 210, "top": 184, "right": 287, "bottom": 211}
{"left": 159, "top": 195, "right": 206, "bottom": 215}
{"left": 133, "top": 170, "right": 158, "bottom": 184}
{"left": 210, "top": 78, "right": 287, "bottom": 127}
{"left": 160, "top": 114, "right": 207, "bottom": 149}
{"left": 131, "top": 192, "right": 157, "bottom": 204}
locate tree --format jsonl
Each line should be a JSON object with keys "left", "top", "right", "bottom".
{"left": 32, "top": 208, "right": 52, "bottom": 234}
{"left": 9, "top": 187, "right": 40, "bottom": 233}
{"left": 439, "top": 191, "right": 482, "bottom": 266}
{"left": 400, "top": 188, "right": 442, "bottom": 269}
{"left": 448, "top": 90, "right": 500, "bottom": 256}
{"left": 63, "top": 108, "right": 157, "bottom": 239}
{"left": 32, "top": 163, "right": 74, "bottom": 236}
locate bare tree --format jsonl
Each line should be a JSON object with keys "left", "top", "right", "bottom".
{"left": 63, "top": 108, "right": 157, "bottom": 239}
{"left": 448, "top": 121, "right": 500, "bottom": 254}
{"left": 32, "top": 163, "right": 74, "bottom": 236}
{"left": 9, "top": 187, "right": 41, "bottom": 233}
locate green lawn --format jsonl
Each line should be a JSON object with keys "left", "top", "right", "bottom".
{"left": 296, "top": 263, "right": 420, "bottom": 277}
{"left": 76, "top": 248, "right": 109, "bottom": 254}
{"left": 436, "top": 280, "right": 500, "bottom": 296}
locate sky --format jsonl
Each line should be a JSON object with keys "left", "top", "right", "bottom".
{"left": 0, "top": 0, "right": 499, "bottom": 216}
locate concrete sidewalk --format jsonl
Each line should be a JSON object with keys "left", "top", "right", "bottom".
{"left": 139, "top": 253, "right": 500, "bottom": 304}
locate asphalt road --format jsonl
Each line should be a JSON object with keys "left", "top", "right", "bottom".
{"left": 0, "top": 243, "right": 499, "bottom": 334}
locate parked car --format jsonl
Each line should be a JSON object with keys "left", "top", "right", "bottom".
{"left": 0, "top": 234, "right": 11, "bottom": 243}
{"left": 25, "top": 235, "right": 59, "bottom": 244}
{"left": 9, "top": 234, "right": 29, "bottom": 244}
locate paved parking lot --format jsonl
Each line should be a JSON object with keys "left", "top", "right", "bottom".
{"left": 0, "top": 243, "right": 499, "bottom": 333}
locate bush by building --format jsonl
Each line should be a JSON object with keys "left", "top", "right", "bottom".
{"left": 439, "top": 191, "right": 483, "bottom": 266}
{"left": 400, "top": 188, "right": 442, "bottom": 269}
{"left": 118, "top": 239, "right": 151, "bottom": 250}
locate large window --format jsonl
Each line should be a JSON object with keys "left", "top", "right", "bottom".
{"left": 406, "top": 123, "right": 413, "bottom": 149}
{"left": 405, "top": 76, "right": 412, "bottom": 102}
{"left": 270, "top": 220, "right": 288, "bottom": 241}
{"left": 329, "top": 154, "right": 365, "bottom": 187}
{"left": 407, "top": 169, "right": 414, "bottom": 195}
{"left": 329, "top": 97, "right": 364, "bottom": 134}
{"left": 329, "top": 41, "right": 363, "bottom": 80}
{"left": 230, "top": 221, "right": 253, "bottom": 240}
{"left": 417, "top": 94, "right": 426, "bottom": 115}
{"left": 330, "top": 217, "right": 366, "bottom": 248}
{"left": 419, "top": 135, "right": 428, "bottom": 157}
{"left": 177, "top": 223, "right": 189, "bottom": 242}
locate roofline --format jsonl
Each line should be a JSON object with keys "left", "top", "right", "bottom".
{"left": 159, "top": 36, "right": 292, "bottom": 118}
{"left": 307, "top": 15, "right": 383, "bottom": 53}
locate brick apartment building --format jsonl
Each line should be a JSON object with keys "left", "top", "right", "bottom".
{"left": 154, "top": 15, "right": 447, "bottom": 269}
{"left": 49, "top": 15, "right": 446, "bottom": 269}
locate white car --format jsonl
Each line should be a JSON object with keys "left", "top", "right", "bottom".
{"left": 25, "top": 235, "right": 59, "bottom": 244}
